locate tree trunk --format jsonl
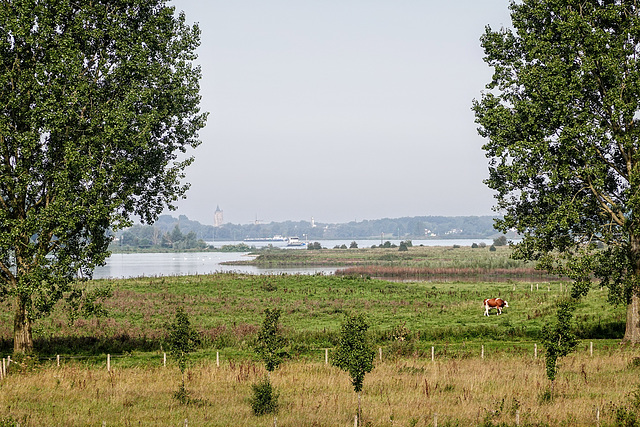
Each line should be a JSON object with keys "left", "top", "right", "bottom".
{"left": 624, "top": 291, "right": 640, "bottom": 343}
{"left": 14, "top": 298, "right": 33, "bottom": 354}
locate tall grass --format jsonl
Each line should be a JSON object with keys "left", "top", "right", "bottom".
{"left": 1, "top": 346, "right": 639, "bottom": 425}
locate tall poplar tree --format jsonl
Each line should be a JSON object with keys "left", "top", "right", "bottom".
{"left": 0, "top": 0, "right": 207, "bottom": 353}
{"left": 473, "top": 0, "right": 640, "bottom": 342}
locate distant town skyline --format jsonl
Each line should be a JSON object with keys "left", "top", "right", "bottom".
{"left": 166, "top": 0, "right": 513, "bottom": 225}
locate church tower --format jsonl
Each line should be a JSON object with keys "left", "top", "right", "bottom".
{"left": 214, "top": 205, "right": 223, "bottom": 227}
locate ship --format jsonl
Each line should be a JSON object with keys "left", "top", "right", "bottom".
{"left": 243, "top": 235, "right": 287, "bottom": 242}
{"left": 286, "top": 237, "right": 306, "bottom": 247}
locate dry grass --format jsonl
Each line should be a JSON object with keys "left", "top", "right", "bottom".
{"left": 1, "top": 347, "right": 639, "bottom": 426}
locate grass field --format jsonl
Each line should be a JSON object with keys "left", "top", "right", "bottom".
{"left": 0, "top": 246, "right": 637, "bottom": 425}
{"left": 2, "top": 345, "right": 640, "bottom": 426}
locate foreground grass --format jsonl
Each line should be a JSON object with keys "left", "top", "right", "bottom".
{"left": 1, "top": 347, "right": 639, "bottom": 426}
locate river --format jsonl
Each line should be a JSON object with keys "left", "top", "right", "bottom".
{"left": 92, "top": 238, "right": 495, "bottom": 279}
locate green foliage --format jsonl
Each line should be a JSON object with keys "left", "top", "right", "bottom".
{"left": 493, "top": 236, "right": 507, "bottom": 247}
{"left": 307, "top": 242, "right": 322, "bottom": 250}
{"left": 489, "top": 245, "right": 496, "bottom": 252}
{"left": 332, "top": 313, "right": 375, "bottom": 393}
{"left": 249, "top": 377, "right": 279, "bottom": 416}
{"left": 65, "top": 284, "right": 113, "bottom": 325}
{"left": 542, "top": 299, "right": 578, "bottom": 382}
{"left": 473, "top": 0, "right": 640, "bottom": 341}
{"left": 167, "top": 307, "right": 201, "bottom": 374}
{"left": 398, "top": 242, "right": 409, "bottom": 251}
{"left": 0, "top": 0, "right": 206, "bottom": 352}
{"left": 254, "top": 308, "right": 288, "bottom": 372}
{"left": 350, "top": 241, "right": 359, "bottom": 249}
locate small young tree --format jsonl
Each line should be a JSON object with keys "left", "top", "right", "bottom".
{"left": 251, "top": 308, "right": 288, "bottom": 416}
{"left": 254, "top": 308, "right": 288, "bottom": 374}
{"left": 332, "top": 313, "right": 375, "bottom": 425}
{"left": 542, "top": 299, "right": 578, "bottom": 383}
{"left": 167, "top": 307, "right": 200, "bottom": 404}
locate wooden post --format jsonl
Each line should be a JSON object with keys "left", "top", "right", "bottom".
{"left": 2, "top": 358, "right": 5, "bottom": 378}
{"left": 107, "top": 354, "right": 111, "bottom": 372}
{"left": 57, "top": 355, "right": 60, "bottom": 367}
{"left": 434, "top": 413, "right": 438, "bottom": 427}
{"left": 379, "top": 347, "right": 382, "bottom": 362}
{"left": 7, "top": 355, "right": 10, "bottom": 366}
{"left": 216, "top": 351, "right": 220, "bottom": 367}
{"left": 590, "top": 342, "right": 593, "bottom": 357}
{"left": 536, "top": 283, "right": 539, "bottom": 291}
{"left": 1, "top": 358, "right": 4, "bottom": 379}
{"left": 534, "top": 344, "right": 537, "bottom": 359}
{"left": 530, "top": 284, "right": 533, "bottom": 291}
{"left": 163, "top": 352, "right": 166, "bottom": 367}
{"left": 325, "top": 348, "right": 328, "bottom": 365}
{"left": 431, "top": 346, "right": 435, "bottom": 362}
{"left": 354, "top": 414, "right": 358, "bottom": 427}
{"left": 596, "top": 407, "right": 600, "bottom": 426}
{"left": 481, "top": 345, "right": 484, "bottom": 359}
{"left": 516, "top": 409, "right": 520, "bottom": 425}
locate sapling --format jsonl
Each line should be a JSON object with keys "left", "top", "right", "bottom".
{"left": 332, "top": 313, "right": 375, "bottom": 425}
{"left": 542, "top": 299, "right": 578, "bottom": 385}
{"left": 251, "top": 308, "right": 288, "bottom": 416}
{"left": 167, "top": 307, "right": 200, "bottom": 404}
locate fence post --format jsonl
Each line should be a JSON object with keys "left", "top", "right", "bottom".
{"left": 354, "top": 415, "right": 358, "bottom": 427}
{"left": 431, "top": 346, "right": 435, "bottom": 362}
{"left": 530, "top": 284, "right": 533, "bottom": 291}
{"left": 516, "top": 409, "right": 520, "bottom": 426}
{"left": 379, "top": 347, "right": 382, "bottom": 362}
{"left": 2, "top": 358, "right": 6, "bottom": 378}
{"left": 434, "top": 413, "right": 438, "bottom": 427}
{"left": 325, "top": 348, "right": 328, "bottom": 365}
{"left": 1, "top": 358, "right": 4, "bottom": 379}
{"left": 481, "top": 345, "right": 484, "bottom": 359}
{"left": 57, "top": 355, "right": 60, "bottom": 367}
{"left": 217, "top": 351, "right": 220, "bottom": 367}
{"left": 163, "top": 352, "right": 166, "bottom": 367}
{"left": 534, "top": 344, "right": 537, "bottom": 359}
{"left": 590, "top": 342, "right": 593, "bottom": 357}
{"left": 107, "top": 354, "right": 111, "bottom": 372}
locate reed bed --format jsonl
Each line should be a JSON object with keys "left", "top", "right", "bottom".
{"left": 1, "top": 347, "right": 639, "bottom": 426}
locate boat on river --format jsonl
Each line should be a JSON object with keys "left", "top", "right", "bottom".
{"left": 286, "top": 237, "right": 306, "bottom": 247}
{"left": 243, "top": 235, "right": 287, "bottom": 242}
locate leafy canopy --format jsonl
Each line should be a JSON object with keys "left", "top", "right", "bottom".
{"left": 332, "top": 313, "right": 375, "bottom": 393}
{"left": 254, "top": 308, "right": 288, "bottom": 372}
{"left": 0, "top": 0, "right": 206, "bottom": 349}
{"left": 472, "top": 0, "right": 640, "bottom": 303}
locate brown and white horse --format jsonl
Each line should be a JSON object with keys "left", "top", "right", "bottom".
{"left": 483, "top": 298, "right": 509, "bottom": 316}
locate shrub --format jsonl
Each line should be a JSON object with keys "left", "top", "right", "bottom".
{"left": 249, "top": 377, "right": 279, "bottom": 416}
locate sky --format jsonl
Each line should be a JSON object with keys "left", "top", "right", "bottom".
{"left": 166, "top": 1, "right": 514, "bottom": 226}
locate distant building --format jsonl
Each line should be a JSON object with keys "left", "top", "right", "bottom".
{"left": 214, "top": 205, "right": 223, "bottom": 227}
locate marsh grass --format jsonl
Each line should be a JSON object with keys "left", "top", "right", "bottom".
{"left": 1, "top": 348, "right": 639, "bottom": 425}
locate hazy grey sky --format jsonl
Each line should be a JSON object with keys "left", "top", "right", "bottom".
{"left": 167, "top": 1, "right": 513, "bottom": 225}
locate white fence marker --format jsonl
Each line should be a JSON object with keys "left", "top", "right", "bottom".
{"left": 325, "top": 348, "right": 328, "bottom": 365}
{"left": 107, "top": 354, "right": 111, "bottom": 372}
{"left": 57, "top": 355, "right": 60, "bottom": 366}
{"left": 431, "top": 346, "right": 435, "bottom": 362}
{"left": 481, "top": 345, "right": 484, "bottom": 359}
{"left": 379, "top": 347, "right": 382, "bottom": 362}
{"left": 590, "top": 342, "right": 593, "bottom": 357}
{"left": 163, "top": 352, "right": 166, "bottom": 367}
{"left": 534, "top": 344, "right": 538, "bottom": 359}
{"left": 216, "top": 351, "right": 220, "bottom": 367}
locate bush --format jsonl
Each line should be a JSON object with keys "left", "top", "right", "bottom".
{"left": 489, "top": 245, "right": 497, "bottom": 252}
{"left": 350, "top": 241, "right": 358, "bottom": 249}
{"left": 250, "top": 377, "right": 279, "bottom": 416}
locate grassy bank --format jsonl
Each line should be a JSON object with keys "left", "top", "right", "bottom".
{"left": 2, "top": 347, "right": 640, "bottom": 426}
{"left": 230, "top": 245, "right": 560, "bottom": 281}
